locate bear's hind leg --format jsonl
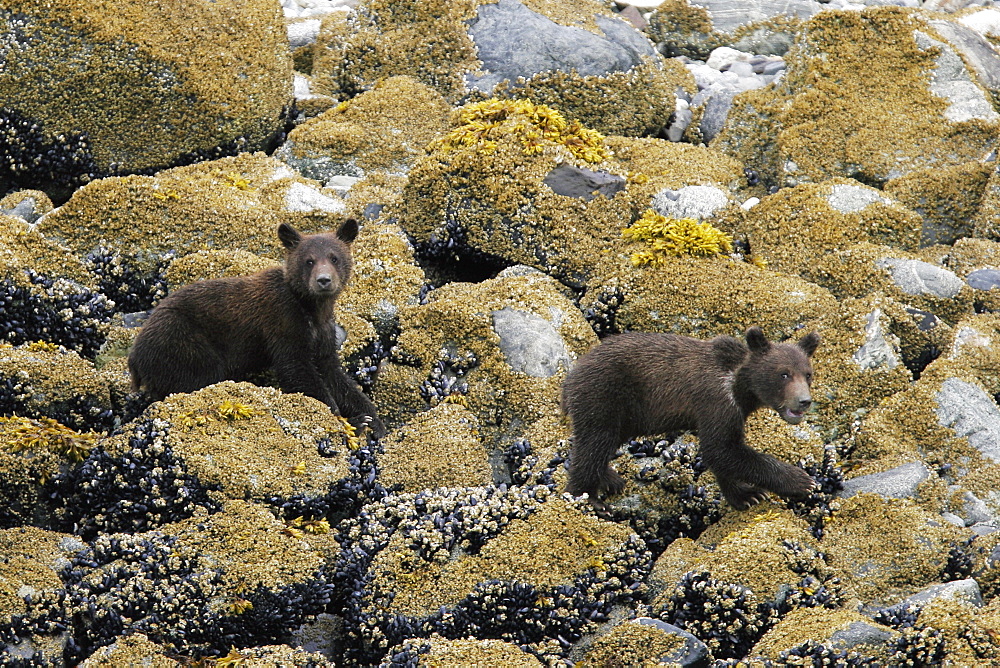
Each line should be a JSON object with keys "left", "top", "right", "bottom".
{"left": 567, "top": 429, "right": 627, "bottom": 498}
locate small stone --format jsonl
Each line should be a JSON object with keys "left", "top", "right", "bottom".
{"left": 838, "top": 461, "right": 930, "bottom": 500}
{"left": 542, "top": 163, "right": 627, "bottom": 202}
{"left": 491, "top": 307, "right": 572, "bottom": 378}
{"left": 966, "top": 268, "right": 1000, "bottom": 290}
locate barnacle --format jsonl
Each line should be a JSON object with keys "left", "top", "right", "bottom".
{"left": 3, "top": 416, "right": 98, "bottom": 463}
{"left": 430, "top": 98, "right": 608, "bottom": 164}
{"left": 623, "top": 210, "right": 733, "bottom": 265}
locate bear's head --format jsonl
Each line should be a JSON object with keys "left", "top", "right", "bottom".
{"left": 744, "top": 326, "right": 820, "bottom": 425}
{"left": 278, "top": 219, "right": 358, "bottom": 300}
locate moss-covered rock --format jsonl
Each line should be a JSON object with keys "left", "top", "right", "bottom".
{"left": 277, "top": 75, "right": 452, "bottom": 182}
{"left": 54, "top": 381, "right": 381, "bottom": 537}
{"left": 313, "top": 0, "right": 690, "bottom": 137}
{"left": 62, "top": 500, "right": 335, "bottom": 659}
{"left": 821, "top": 494, "right": 968, "bottom": 607}
{"left": 334, "top": 487, "right": 649, "bottom": 664}
{"left": 373, "top": 266, "right": 596, "bottom": 449}
{"left": 714, "top": 7, "right": 1000, "bottom": 190}
{"left": 35, "top": 153, "right": 346, "bottom": 269}
{"left": 0, "top": 526, "right": 85, "bottom": 665}
{"left": 0, "top": 0, "right": 292, "bottom": 196}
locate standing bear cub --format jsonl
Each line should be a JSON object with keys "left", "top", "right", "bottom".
{"left": 562, "top": 327, "right": 820, "bottom": 509}
{"left": 128, "top": 219, "right": 386, "bottom": 438}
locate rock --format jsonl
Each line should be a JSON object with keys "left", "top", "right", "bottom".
{"left": 384, "top": 637, "right": 544, "bottom": 667}
{"left": 714, "top": 7, "right": 1000, "bottom": 190}
{"left": 378, "top": 402, "right": 493, "bottom": 492}
{"left": 935, "top": 377, "right": 1000, "bottom": 463}
{"left": 881, "top": 578, "right": 984, "bottom": 613}
{"left": 0, "top": 0, "right": 292, "bottom": 198}
{"left": 966, "top": 268, "right": 1000, "bottom": 291}
{"left": 542, "top": 163, "right": 627, "bottom": 201}
{"left": 313, "top": 0, "right": 691, "bottom": 136}
{"left": 751, "top": 608, "right": 896, "bottom": 660}
{"left": 578, "top": 617, "right": 709, "bottom": 667}
{"left": 373, "top": 267, "right": 595, "bottom": 445}
{"left": 651, "top": 184, "right": 731, "bottom": 219}
{"left": 853, "top": 308, "right": 902, "bottom": 372}
{"left": 0, "top": 190, "right": 53, "bottom": 224}
{"left": 334, "top": 489, "right": 650, "bottom": 665}
{"left": 276, "top": 76, "right": 452, "bottom": 182}
{"left": 839, "top": 461, "right": 931, "bottom": 500}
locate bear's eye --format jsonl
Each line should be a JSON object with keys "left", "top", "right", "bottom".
{"left": 329, "top": 254, "right": 339, "bottom": 264}
{"left": 806, "top": 372, "right": 813, "bottom": 382}
{"left": 305, "top": 259, "right": 315, "bottom": 267}
{"left": 780, "top": 372, "right": 790, "bottom": 380}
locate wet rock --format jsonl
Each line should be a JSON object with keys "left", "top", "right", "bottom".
{"left": 0, "top": 0, "right": 292, "bottom": 197}
{"left": 839, "top": 461, "right": 931, "bottom": 500}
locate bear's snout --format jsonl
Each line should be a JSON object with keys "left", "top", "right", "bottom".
{"left": 780, "top": 387, "right": 812, "bottom": 424}
{"left": 315, "top": 273, "right": 333, "bottom": 290}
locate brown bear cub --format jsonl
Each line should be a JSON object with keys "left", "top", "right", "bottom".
{"left": 128, "top": 219, "right": 385, "bottom": 438}
{"left": 562, "top": 327, "right": 820, "bottom": 509}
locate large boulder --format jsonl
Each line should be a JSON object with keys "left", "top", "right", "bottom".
{"left": 0, "top": 0, "right": 293, "bottom": 198}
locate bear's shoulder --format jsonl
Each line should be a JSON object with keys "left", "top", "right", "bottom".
{"left": 710, "top": 335, "right": 748, "bottom": 372}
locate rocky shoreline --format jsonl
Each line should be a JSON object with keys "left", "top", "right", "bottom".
{"left": 5, "top": 0, "right": 1000, "bottom": 665}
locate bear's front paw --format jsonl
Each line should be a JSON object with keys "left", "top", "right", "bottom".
{"left": 347, "top": 414, "right": 387, "bottom": 440}
{"left": 775, "top": 465, "right": 817, "bottom": 498}
{"left": 599, "top": 466, "right": 627, "bottom": 497}
{"left": 718, "top": 477, "right": 770, "bottom": 510}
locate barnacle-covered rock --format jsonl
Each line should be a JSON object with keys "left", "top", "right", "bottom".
{"left": 77, "top": 634, "right": 178, "bottom": 667}
{"left": 751, "top": 607, "right": 896, "bottom": 663}
{"left": 0, "top": 189, "right": 54, "bottom": 223}
{"left": 0, "top": 213, "right": 91, "bottom": 286}
{"left": 801, "top": 242, "right": 975, "bottom": 325}
{"left": 651, "top": 508, "right": 845, "bottom": 615}
{"left": 821, "top": 494, "right": 968, "bottom": 607}
{"left": 334, "top": 488, "right": 650, "bottom": 664}
{"left": 379, "top": 402, "right": 493, "bottom": 493}
{"left": 277, "top": 76, "right": 451, "bottom": 183}
{"left": 576, "top": 617, "right": 705, "bottom": 668}
{"left": 164, "top": 249, "right": 279, "bottom": 289}
{"left": 62, "top": 500, "right": 334, "bottom": 659}
{"left": 55, "top": 381, "right": 380, "bottom": 537}
{"left": 373, "top": 266, "right": 596, "bottom": 448}
{"left": 737, "top": 179, "right": 924, "bottom": 282}
{"left": 0, "top": 0, "right": 292, "bottom": 196}
{"left": 381, "top": 635, "right": 543, "bottom": 667}
{"left": 582, "top": 253, "right": 837, "bottom": 339}
{"left": 35, "top": 153, "right": 345, "bottom": 269}
{"left": 313, "top": 0, "right": 689, "bottom": 137}
{"left": 0, "top": 342, "right": 115, "bottom": 432}
{"left": 339, "top": 221, "right": 426, "bottom": 338}
{"left": 0, "top": 526, "right": 85, "bottom": 665}
{"left": 714, "top": 7, "right": 1000, "bottom": 190}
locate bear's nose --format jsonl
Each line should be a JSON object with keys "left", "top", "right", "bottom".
{"left": 316, "top": 275, "right": 332, "bottom": 289}
{"left": 798, "top": 398, "right": 812, "bottom": 411}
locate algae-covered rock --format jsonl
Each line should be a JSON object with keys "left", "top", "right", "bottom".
{"left": 577, "top": 617, "right": 698, "bottom": 667}
{"left": 164, "top": 249, "right": 279, "bottom": 289}
{"left": 0, "top": 189, "right": 53, "bottom": 224}
{"left": 62, "top": 500, "right": 334, "bottom": 658}
{"left": 715, "top": 7, "right": 1000, "bottom": 190}
{"left": 821, "top": 493, "right": 968, "bottom": 606}
{"left": 55, "top": 381, "right": 380, "bottom": 537}
{"left": 583, "top": 253, "right": 837, "bottom": 340}
{"left": 314, "top": 0, "right": 688, "bottom": 137}
{"left": 35, "top": 153, "right": 345, "bottom": 268}
{"left": 0, "top": 343, "right": 115, "bottom": 432}
{"left": 379, "top": 402, "right": 492, "bottom": 493}
{"left": 277, "top": 75, "right": 451, "bottom": 182}
{"left": 373, "top": 267, "right": 596, "bottom": 447}
{"left": 738, "top": 179, "right": 924, "bottom": 282}
{"left": 0, "top": 0, "right": 292, "bottom": 196}
{"left": 383, "top": 636, "right": 544, "bottom": 667}
{"left": 0, "top": 526, "right": 85, "bottom": 665}
{"left": 751, "top": 607, "right": 896, "bottom": 662}
{"left": 334, "top": 488, "right": 650, "bottom": 664}
{"left": 77, "top": 634, "right": 179, "bottom": 668}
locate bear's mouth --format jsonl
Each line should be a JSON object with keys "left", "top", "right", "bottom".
{"left": 781, "top": 407, "right": 806, "bottom": 424}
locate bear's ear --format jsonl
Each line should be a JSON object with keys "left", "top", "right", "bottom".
{"left": 278, "top": 223, "right": 302, "bottom": 250}
{"left": 745, "top": 326, "right": 770, "bottom": 354}
{"left": 797, "top": 331, "right": 821, "bottom": 357}
{"left": 337, "top": 218, "right": 359, "bottom": 244}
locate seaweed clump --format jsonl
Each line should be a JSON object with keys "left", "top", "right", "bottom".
{"left": 623, "top": 210, "right": 733, "bottom": 266}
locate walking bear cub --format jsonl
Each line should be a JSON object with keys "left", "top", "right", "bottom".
{"left": 128, "top": 219, "right": 386, "bottom": 438}
{"left": 562, "top": 327, "right": 820, "bottom": 509}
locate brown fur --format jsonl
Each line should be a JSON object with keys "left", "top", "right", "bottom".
{"left": 562, "top": 327, "right": 820, "bottom": 509}
{"left": 128, "top": 219, "right": 385, "bottom": 438}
